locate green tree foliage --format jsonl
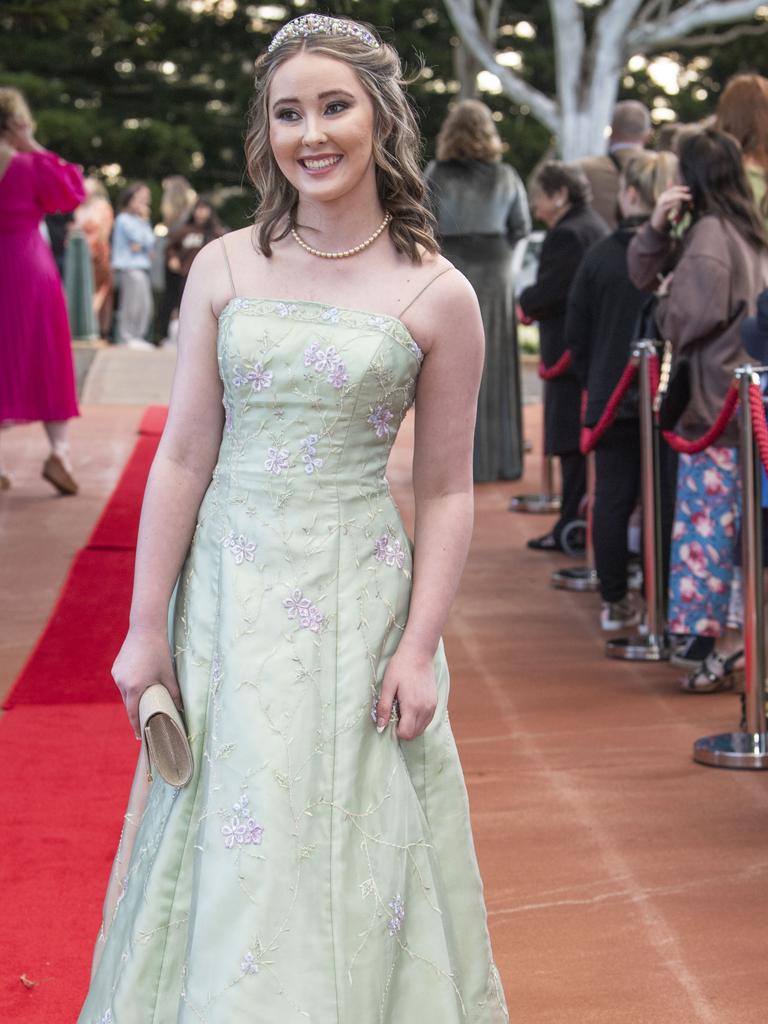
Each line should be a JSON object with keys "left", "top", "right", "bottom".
{"left": 1, "top": 0, "right": 765, "bottom": 226}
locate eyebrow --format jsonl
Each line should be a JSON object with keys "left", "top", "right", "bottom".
{"left": 271, "top": 89, "right": 356, "bottom": 110}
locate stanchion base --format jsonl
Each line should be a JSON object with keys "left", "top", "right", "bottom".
{"left": 693, "top": 732, "right": 768, "bottom": 769}
{"left": 551, "top": 567, "right": 600, "bottom": 592}
{"left": 509, "top": 494, "right": 561, "bottom": 514}
{"left": 605, "top": 635, "right": 669, "bottom": 661}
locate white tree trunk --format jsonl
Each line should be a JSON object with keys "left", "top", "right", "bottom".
{"left": 443, "top": 0, "right": 766, "bottom": 160}
{"left": 559, "top": 94, "right": 620, "bottom": 161}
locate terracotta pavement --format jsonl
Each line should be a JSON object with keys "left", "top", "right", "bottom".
{"left": 1, "top": 395, "right": 767, "bottom": 1023}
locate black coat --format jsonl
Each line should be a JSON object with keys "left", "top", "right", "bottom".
{"left": 566, "top": 218, "right": 652, "bottom": 428}
{"left": 519, "top": 205, "right": 608, "bottom": 454}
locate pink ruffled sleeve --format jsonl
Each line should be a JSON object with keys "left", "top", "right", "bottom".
{"left": 32, "top": 149, "right": 86, "bottom": 214}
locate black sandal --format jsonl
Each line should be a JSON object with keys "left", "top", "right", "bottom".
{"left": 681, "top": 649, "right": 744, "bottom": 694}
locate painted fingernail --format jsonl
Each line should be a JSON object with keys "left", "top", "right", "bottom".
{"left": 376, "top": 722, "right": 386, "bottom": 734}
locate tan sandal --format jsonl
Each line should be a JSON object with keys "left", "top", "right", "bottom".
{"left": 42, "top": 453, "right": 78, "bottom": 495}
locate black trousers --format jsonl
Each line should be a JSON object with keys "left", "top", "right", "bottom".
{"left": 591, "top": 420, "right": 678, "bottom": 606}
{"left": 156, "top": 269, "right": 185, "bottom": 340}
{"left": 593, "top": 420, "right": 641, "bottom": 602}
{"left": 553, "top": 450, "right": 586, "bottom": 545}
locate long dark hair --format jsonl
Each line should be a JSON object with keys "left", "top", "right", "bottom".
{"left": 678, "top": 129, "right": 767, "bottom": 249}
{"left": 187, "top": 198, "right": 224, "bottom": 241}
{"left": 117, "top": 181, "right": 149, "bottom": 213}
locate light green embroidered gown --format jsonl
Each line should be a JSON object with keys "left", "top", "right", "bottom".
{"left": 78, "top": 298, "right": 509, "bottom": 1024}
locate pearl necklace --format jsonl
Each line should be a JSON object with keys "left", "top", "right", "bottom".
{"left": 291, "top": 212, "right": 391, "bottom": 260}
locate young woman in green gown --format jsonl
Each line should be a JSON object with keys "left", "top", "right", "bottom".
{"left": 79, "top": 14, "right": 509, "bottom": 1023}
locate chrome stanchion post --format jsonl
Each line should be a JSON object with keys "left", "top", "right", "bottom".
{"left": 606, "top": 341, "right": 669, "bottom": 661}
{"left": 552, "top": 450, "right": 599, "bottom": 590}
{"left": 694, "top": 368, "right": 768, "bottom": 768}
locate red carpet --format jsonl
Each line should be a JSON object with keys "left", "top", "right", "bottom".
{"left": 3, "top": 548, "right": 135, "bottom": 708}
{"left": 87, "top": 434, "right": 158, "bottom": 550}
{"left": 138, "top": 404, "right": 168, "bottom": 436}
{"left": 0, "top": 410, "right": 164, "bottom": 1020}
{"left": 3, "top": 428, "right": 162, "bottom": 708}
{"left": 0, "top": 704, "right": 135, "bottom": 1023}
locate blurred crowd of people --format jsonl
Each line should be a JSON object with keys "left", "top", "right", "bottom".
{"left": 3, "top": 71, "right": 768, "bottom": 705}
{"left": 424, "top": 76, "right": 768, "bottom": 703}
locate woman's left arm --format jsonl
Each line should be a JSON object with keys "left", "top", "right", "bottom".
{"left": 375, "top": 271, "right": 484, "bottom": 741}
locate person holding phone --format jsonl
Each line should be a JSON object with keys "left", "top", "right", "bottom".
{"left": 628, "top": 128, "right": 768, "bottom": 690}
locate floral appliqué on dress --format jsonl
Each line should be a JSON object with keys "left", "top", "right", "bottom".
{"left": 223, "top": 531, "right": 256, "bottom": 565}
{"left": 240, "top": 950, "right": 260, "bottom": 975}
{"left": 222, "top": 793, "right": 264, "bottom": 850}
{"left": 275, "top": 302, "right": 298, "bottom": 318}
{"left": 387, "top": 895, "right": 405, "bottom": 936}
{"left": 299, "top": 435, "right": 323, "bottom": 475}
{"left": 233, "top": 362, "right": 273, "bottom": 393}
{"left": 367, "top": 404, "right": 394, "bottom": 438}
{"left": 265, "top": 447, "right": 290, "bottom": 475}
{"left": 283, "top": 588, "right": 324, "bottom": 633}
{"left": 374, "top": 534, "right": 406, "bottom": 570}
{"left": 303, "top": 341, "right": 349, "bottom": 390}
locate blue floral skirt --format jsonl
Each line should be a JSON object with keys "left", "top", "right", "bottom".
{"left": 668, "top": 446, "right": 740, "bottom": 638}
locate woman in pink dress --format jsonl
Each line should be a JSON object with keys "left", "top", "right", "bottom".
{"left": 0, "top": 88, "right": 85, "bottom": 494}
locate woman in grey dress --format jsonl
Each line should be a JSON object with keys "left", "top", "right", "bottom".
{"left": 426, "top": 100, "right": 530, "bottom": 481}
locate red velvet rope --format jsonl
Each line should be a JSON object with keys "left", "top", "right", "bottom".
{"left": 661, "top": 384, "right": 740, "bottom": 454}
{"left": 538, "top": 349, "right": 572, "bottom": 380}
{"left": 748, "top": 382, "right": 768, "bottom": 476}
{"left": 580, "top": 360, "right": 639, "bottom": 455}
{"left": 663, "top": 385, "right": 741, "bottom": 456}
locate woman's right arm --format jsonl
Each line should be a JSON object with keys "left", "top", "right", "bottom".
{"left": 627, "top": 184, "right": 691, "bottom": 290}
{"left": 111, "top": 240, "right": 227, "bottom": 736}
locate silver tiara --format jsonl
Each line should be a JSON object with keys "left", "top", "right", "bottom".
{"left": 267, "top": 14, "right": 380, "bottom": 54}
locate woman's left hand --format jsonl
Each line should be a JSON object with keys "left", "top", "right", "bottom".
{"left": 375, "top": 648, "right": 438, "bottom": 741}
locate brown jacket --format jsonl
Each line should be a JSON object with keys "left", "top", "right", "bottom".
{"left": 573, "top": 148, "right": 643, "bottom": 230}
{"left": 628, "top": 215, "right": 768, "bottom": 445}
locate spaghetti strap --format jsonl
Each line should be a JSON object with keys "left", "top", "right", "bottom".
{"left": 397, "top": 265, "right": 453, "bottom": 318}
{"left": 220, "top": 236, "right": 237, "bottom": 298}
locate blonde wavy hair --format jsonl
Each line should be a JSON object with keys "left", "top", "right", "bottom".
{"left": 161, "top": 175, "right": 197, "bottom": 228}
{"left": 621, "top": 151, "right": 678, "bottom": 211}
{"left": 245, "top": 21, "right": 437, "bottom": 262}
{"left": 435, "top": 99, "right": 503, "bottom": 163}
{"left": 0, "top": 87, "right": 34, "bottom": 136}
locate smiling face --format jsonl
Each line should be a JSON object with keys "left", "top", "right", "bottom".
{"left": 268, "top": 51, "right": 377, "bottom": 206}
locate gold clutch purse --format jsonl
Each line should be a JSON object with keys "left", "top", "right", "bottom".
{"left": 138, "top": 683, "right": 193, "bottom": 787}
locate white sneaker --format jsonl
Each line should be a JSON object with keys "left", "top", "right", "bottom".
{"left": 600, "top": 597, "right": 641, "bottom": 632}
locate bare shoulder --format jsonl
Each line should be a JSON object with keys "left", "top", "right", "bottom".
{"left": 184, "top": 233, "right": 233, "bottom": 317}
{"left": 190, "top": 226, "right": 266, "bottom": 316}
{"left": 402, "top": 253, "right": 483, "bottom": 356}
